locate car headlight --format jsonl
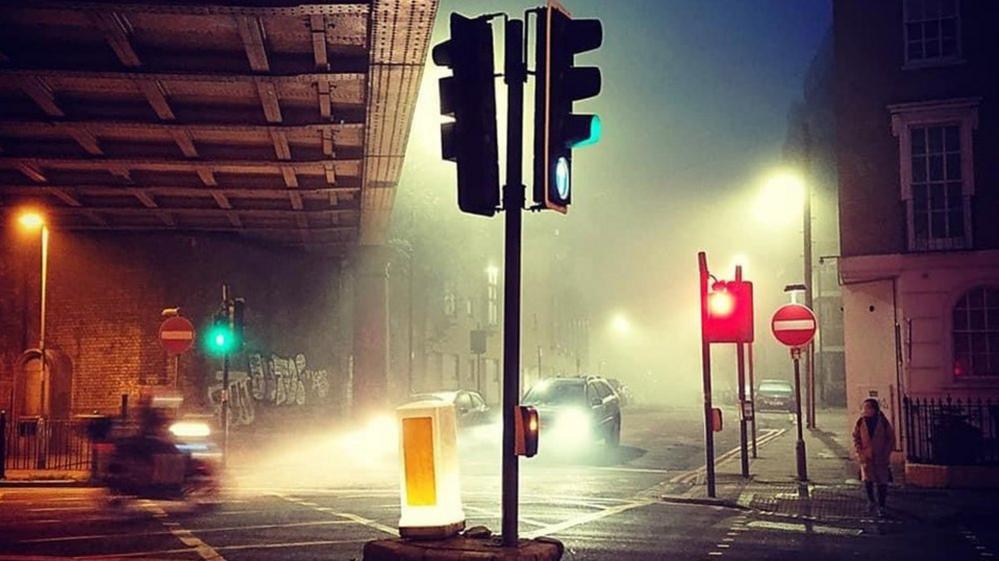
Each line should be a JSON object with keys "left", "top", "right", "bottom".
{"left": 556, "top": 408, "right": 592, "bottom": 431}
{"left": 169, "top": 421, "right": 211, "bottom": 438}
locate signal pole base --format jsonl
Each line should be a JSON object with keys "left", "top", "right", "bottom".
{"left": 795, "top": 439, "right": 809, "bottom": 483}
{"left": 364, "top": 534, "right": 563, "bottom": 561}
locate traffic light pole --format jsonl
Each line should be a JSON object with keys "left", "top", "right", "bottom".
{"left": 501, "top": 17, "right": 525, "bottom": 548}
{"left": 697, "top": 252, "right": 716, "bottom": 498}
{"left": 221, "top": 282, "right": 230, "bottom": 467}
{"left": 735, "top": 266, "right": 749, "bottom": 479}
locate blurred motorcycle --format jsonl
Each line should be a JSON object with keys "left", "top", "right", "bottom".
{"left": 101, "top": 392, "right": 222, "bottom": 509}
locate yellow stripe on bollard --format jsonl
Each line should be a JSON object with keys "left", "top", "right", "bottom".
{"left": 402, "top": 416, "right": 437, "bottom": 507}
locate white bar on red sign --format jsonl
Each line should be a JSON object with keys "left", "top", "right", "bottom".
{"left": 161, "top": 331, "right": 194, "bottom": 340}
{"left": 773, "top": 319, "right": 815, "bottom": 331}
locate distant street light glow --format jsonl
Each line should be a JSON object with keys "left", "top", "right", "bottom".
{"left": 611, "top": 313, "right": 631, "bottom": 336}
{"left": 754, "top": 169, "right": 805, "bottom": 227}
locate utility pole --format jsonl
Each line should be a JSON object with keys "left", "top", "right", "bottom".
{"left": 802, "top": 123, "right": 816, "bottom": 429}
{"left": 735, "top": 266, "right": 749, "bottom": 479}
{"left": 500, "top": 17, "right": 525, "bottom": 547}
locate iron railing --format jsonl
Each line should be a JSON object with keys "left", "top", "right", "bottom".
{"left": 903, "top": 396, "right": 999, "bottom": 466}
{"left": 1, "top": 414, "right": 96, "bottom": 472}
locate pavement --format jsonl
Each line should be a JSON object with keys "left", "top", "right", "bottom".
{"left": 1, "top": 405, "right": 998, "bottom": 561}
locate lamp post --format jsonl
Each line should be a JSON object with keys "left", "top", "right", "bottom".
{"left": 17, "top": 210, "right": 49, "bottom": 417}
{"left": 755, "top": 169, "right": 816, "bottom": 428}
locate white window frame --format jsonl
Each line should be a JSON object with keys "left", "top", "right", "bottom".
{"left": 486, "top": 267, "right": 499, "bottom": 327}
{"left": 889, "top": 98, "right": 978, "bottom": 252}
{"left": 952, "top": 286, "right": 999, "bottom": 378}
{"left": 902, "top": 0, "right": 963, "bottom": 69}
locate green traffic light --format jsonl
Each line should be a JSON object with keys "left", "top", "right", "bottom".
{"left": 571, "top": 115, "right": 601, "bottom": 148}
{"left": 205, "top": 324, "right": 237, "bottom": 354}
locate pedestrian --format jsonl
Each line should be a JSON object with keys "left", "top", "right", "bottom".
{"left": 852, "top": 398, "right": 895, "bottom": 517}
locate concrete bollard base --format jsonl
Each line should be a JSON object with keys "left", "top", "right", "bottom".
{"left": 363, "top": 535, "right": 564, "bottom": 561}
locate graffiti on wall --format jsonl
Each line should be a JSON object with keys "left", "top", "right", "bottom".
{"left": 208, "top": 352, "right": 330, "bottom": 426}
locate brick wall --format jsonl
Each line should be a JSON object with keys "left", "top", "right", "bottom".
{"left": 0, "top": 228, "right": 347, "bottom": 419}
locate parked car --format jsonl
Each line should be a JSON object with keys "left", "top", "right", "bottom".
{"left": 522, "top": 376, "right": 622, "bottom": 447}
{"left": 605, "top": 378, "right": 633, "bottom": 407}
{"left": 756, "top": 379, "right": 796, "bottom": 412}
{"left": 408, "top": 390, "right": 493, "bottom": 429}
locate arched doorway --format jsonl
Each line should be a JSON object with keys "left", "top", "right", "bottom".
{"left": 15, "top": 349, "right": 72, "bottom": 419}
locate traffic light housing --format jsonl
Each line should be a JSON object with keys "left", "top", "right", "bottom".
{"left": 533, "top": 3, "right": 602, "bottom": 213}
{"left": 704, "top": 280, "right": 754, "bottom": 344}
{"left": 514, "top": 405, "right": 539, "bottom": 457}
{"left": 205, "top": 310, "right": 237, "bottom": 355}
{"left": 433, "top": 13, "right": 500, "bottom": 216}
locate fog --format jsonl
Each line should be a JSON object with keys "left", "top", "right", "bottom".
{"left": 390, "top": 0, "right": 832, "bottom": 407}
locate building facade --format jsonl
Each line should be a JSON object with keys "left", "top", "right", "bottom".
{"left": 835, "top": 0, "right": 999, "bottom": 447}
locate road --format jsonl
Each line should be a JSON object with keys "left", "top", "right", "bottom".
{"left": 0, "top": 406, "right": 993, "bottom": 560}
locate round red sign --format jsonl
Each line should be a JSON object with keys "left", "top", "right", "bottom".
{"left": 770, "top": 304, "right": 817, "bottom": 348}
{"left": 159, "top": 316, "right": 195, "bottom": 355}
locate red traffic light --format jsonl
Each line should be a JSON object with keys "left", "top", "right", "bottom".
{"left": 704, "top": 280, "right": 754, "bottom": 344}
{"left": 514, "top": 405, "right": 539, "bottom": 457}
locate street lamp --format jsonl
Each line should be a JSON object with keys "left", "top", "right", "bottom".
{"left": 610, "top": 313, "right": 631, "bottom": 336}
{"left": 752, "top": 169, "right": 805, "bottom": 227}
{"left": 16, "top": 209, "right": 50, "bottom": 417}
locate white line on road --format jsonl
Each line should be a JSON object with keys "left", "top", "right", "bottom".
{"left": 140, "top": 500, "right": 227, "bottom": 561}
{"left": 270, "top": 493, "right": 398, "bottom": 537}
{"left": 19, "top": 519, "right": 357, "bottom": 543}
{"left": 74, "top": 538, "right": 369, "bottom": 559}
{"left": 523, "top": 499, "right": 655, "bottom": 539}
{"left": 747, "top": 519, "right": 863, "bottom": 536}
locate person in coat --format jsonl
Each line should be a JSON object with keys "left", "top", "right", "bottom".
{"left": 852, "top": 398, "right": 895, "bottom": 516}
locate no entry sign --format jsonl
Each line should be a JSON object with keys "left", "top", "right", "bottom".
{"left": 771, "top": 304, "right": 817, "bottom": 348}
{"left": 159, "top": 316, "right": 195, "bottom": 355}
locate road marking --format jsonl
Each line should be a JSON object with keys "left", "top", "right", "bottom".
{"left": 140, "top": 501, "right": 227, "bottom": 561}
{"left": 19, "top": 519, "right": 357, "bottom": 543}
{"left": 592, "top": 466, "right": 673, "bottom": 474}
{"left": 523, "top": 499, "right": 654, "bottom": 538}
{"left": 462, "top": 504, "right": 549, "bottom": 528}
{"left": 670, "top": 428, "right": 787, "bottom": 490}
{"left": 75, "top": 538, "right": 369, "bottom": 559}
{"left": 747, "top": 520, "right": 863, "bottom": 536}
{"left": 271, "top": 493, "right": 398, "bottom": 536}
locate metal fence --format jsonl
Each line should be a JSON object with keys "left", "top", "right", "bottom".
{"left": 1, "top": 413, "right": 95, "bottom": 473}
{"left": 903, "top": 396, "right": 999, "bottom": 466}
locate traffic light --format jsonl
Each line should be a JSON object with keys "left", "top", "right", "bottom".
{"left": 433, "top": 13, "right": 500, "bottom": 216}
{"left": 704, "top": 280, "right": 755, "bottom": 344}
{"left": 533, "top": 4, "right": 602, "bottom": 213}
{"left": 205, "top": 310, "right": 236, "bottom": 355}
{"left": 514, "top": 405, "right": 539, "bottom": 457}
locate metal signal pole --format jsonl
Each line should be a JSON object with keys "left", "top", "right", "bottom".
{"left": 501, "top": 17, "right": 525, "bottom": 547}
{"left": 735, "top": 267, "right": 749, "bottom": 479}
{"left": 697, "top": 252, "right": 716, "bottom": 498}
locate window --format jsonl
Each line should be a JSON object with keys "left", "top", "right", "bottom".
{"left": 486, "top": 266, "right": 499, "bottom": 326}
{"left": 910, "top": 124, "right": 964, "bottom": 247}
{"left": 953, "top": 286, "right": 999, "bottom": 378}
{"left": 444, "top": 284, "right": 456, "bottom": 316}
{"left": 904, "top": 0, "right": 961, "bottom": 66}
{"left": 890, "top": 98, "right": 978, "bottom": 252}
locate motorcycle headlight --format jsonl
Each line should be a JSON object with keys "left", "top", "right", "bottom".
{"left": 169, "top": 421, "right": 211, "bottom": 438}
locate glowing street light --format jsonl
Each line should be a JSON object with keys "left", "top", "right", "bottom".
{"left": 15, "top": 209, "right": 50, "bottom": 417}
{"left": 610, "top": 313, "right": 631, "bottom": 336}
{"left": 18, "top": 210, "right": 45, "bottom": 231}
{"left": 753, "top": 169, "right": 805, "bottom": 227}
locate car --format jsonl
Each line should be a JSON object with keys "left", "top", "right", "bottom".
{"left": 522, "top": 376, "right": 622, "bottom": 448}
{"left": 605, "top": 378, "right": 633, "bottom": 407}
{"left": 408, "top": 390, "right": 493, "bottom": 429}
{"left": 756, "top": 379, "right": 796, "bottom": 412}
